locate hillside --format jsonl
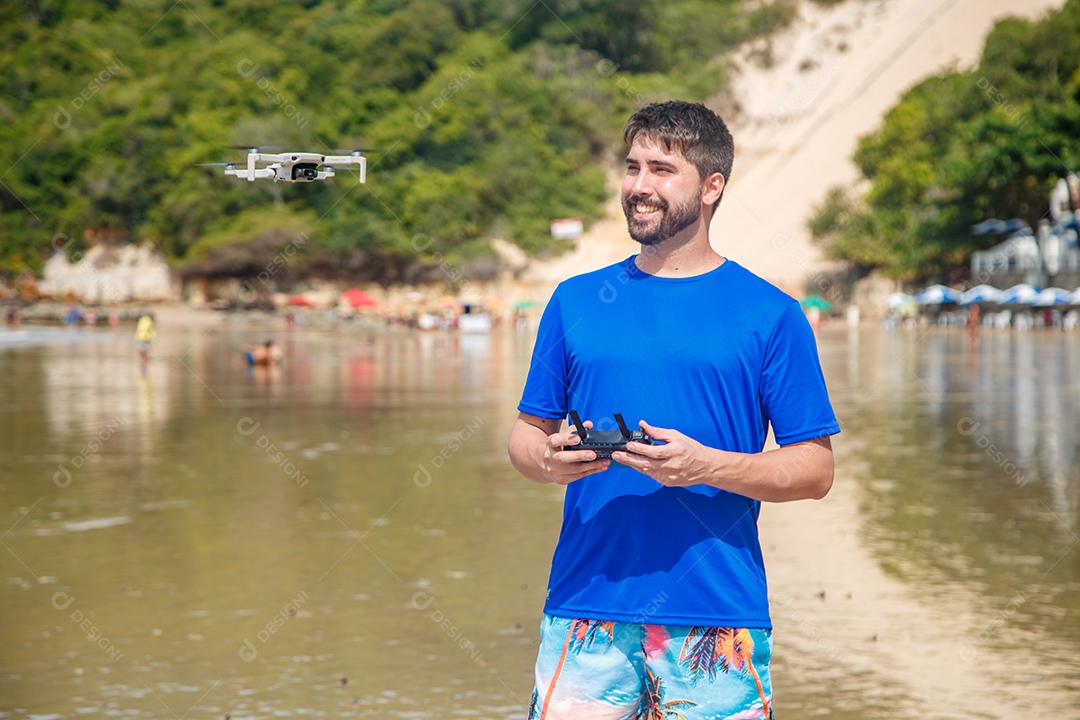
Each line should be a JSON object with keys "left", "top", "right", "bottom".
{"left": 809, "top": 0, "right": 1078, "bottom": 282}
{"left": 0, "top": 0, "right": 803, "bottom": 282}
{"left": 523, "top": 0, "right": 1065, "bottom": 292}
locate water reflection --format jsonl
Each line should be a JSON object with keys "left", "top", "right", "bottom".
{"left": 0, "top": 324, "right": 1077, "bottom": 719}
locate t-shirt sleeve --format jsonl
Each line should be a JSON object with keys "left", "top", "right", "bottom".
{"left": 760, "top": 300, "right": 841, "bottom": 445}
{"left": 516, "top": 289, "right": 569, "bottom": 420}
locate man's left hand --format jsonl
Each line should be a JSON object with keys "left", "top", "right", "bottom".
{"left": 611, "top": 420, "right": 711, "bottom": 487}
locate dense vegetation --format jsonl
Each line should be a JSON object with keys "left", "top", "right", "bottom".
{"left": 0, "top": 0, "right": 800, "bottom": 282}
{"left": 809, "top": 0, "right": 1080, "bottom": 282}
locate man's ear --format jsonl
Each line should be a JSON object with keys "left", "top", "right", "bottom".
{"left": 701, "top": 172, "right": 726, "bottom": 210}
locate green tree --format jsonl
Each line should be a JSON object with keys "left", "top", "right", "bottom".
{"left": 810, "top": 0, "right": 1080, "bottom": 281}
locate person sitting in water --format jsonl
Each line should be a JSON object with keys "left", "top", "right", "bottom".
{"left": 244, "top": 340, "right": 282, "bottom": 367}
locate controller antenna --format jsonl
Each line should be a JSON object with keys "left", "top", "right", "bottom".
{"left": 614, "top": 413, "right": 631, "bottom": 439}
{"left": 568, "top": 409, "right": 589, "bottom": 438}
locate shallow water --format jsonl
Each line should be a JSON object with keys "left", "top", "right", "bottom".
{"left": 0, "top": 323, "right": 1077, "bottom": 719}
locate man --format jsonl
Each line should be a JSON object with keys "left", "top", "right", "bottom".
{"left": 507, "top": 101, "right": 840, "bottom": 719}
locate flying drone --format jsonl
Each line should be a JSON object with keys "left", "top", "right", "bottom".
{"left": 199, "top": 146, "right": 368, "bottom": 183}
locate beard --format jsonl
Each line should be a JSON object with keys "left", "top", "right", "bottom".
{"left": 622, "top": 191, "right": 702, "bottom": 246}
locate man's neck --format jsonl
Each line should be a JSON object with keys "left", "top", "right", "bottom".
{"left": 633, "top": 227, "right": 725, "bottom": 278}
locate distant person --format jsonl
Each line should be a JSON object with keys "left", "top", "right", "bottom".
{"left": 244, "top": 340, "right": 282, "bottom": 368}
{"left": 508, "top": 101, "right": 839, "bottom": 719}
{"left": 135, "top": 314, "right": 156, "bottom": 365}
{"left": 6, "top": 307, "right": 20, "bottom": 329}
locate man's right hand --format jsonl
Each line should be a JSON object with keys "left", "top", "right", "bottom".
{"left": 539, "top": 420, "right": 612, "bottom": 485}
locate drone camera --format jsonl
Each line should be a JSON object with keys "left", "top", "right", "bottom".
{"left": 291, "top": 163, "right": 319, "bottom": 181}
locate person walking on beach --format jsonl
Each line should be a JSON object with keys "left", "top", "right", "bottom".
{"left": 135, "top": 313, "right": 156, "bottom": 367}
{"left": 508, "top": 101, "right": 840, "bottom": 719}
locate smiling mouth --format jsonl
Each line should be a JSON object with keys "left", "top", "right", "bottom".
{"left": 631, "top": 201, "right": 663, "bottom": 218}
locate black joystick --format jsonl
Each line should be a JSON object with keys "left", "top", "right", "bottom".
{"left": 562, "top": 410, "right": 657, "bottom": 459}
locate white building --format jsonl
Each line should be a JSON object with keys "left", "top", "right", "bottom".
{"left": 38, "top": 243, "right": 180, "bottom": 302}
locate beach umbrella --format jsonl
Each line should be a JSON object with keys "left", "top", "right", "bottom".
{"left": 287, "top": 294, "right": 313, "bottom": 307}
{"left": 1002, "top": 218, "right": 1031, "bottom": 233}
{"left": 999, "top": 283, "right": 1039, "bottom": 305}
{"left": 971, "top": 218, "right": 1007, "bottom": 235}
{"left": 959, "top": 285, "right": 1003, "bottom": 305}
{"left": 1033, "top": 288, "right": 1071, "bottom": 306}
{"left": 799, "top": 294, "right": 833, "bottom": 312}
{"left": 340, "top": 288, "right": 377, "bottom": 308}
{"left": 916, "top": 284, "right": 962, "bottom": 305}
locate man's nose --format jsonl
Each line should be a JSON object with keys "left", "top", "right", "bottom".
{"left": 630, "top": 169, "right": 654, "bottom": 196}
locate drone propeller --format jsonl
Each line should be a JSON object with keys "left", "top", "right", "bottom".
{"left": 228, "top": 144, "right": 288, "bottom": 151}
{"left": 325, "top": 147, "right": 378, "bottom": 154}
{"left": 196, "top": 162, "right": 236, "bottom": 167}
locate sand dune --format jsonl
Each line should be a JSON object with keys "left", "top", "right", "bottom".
{"left": 522, "top": 0, "right": 1063, "bottom": 294}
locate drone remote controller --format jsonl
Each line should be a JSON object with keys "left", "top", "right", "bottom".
{"left": 562, "top": 410, "right": 657, "bottom": 459}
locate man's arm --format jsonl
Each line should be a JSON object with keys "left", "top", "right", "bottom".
{"left": 699, "top": 436, "right": 833, "bottom": 502}
{"left": 508, "top": 413, "right": 561, "bottom": 484}
{"left": 612, "top": 420, "right": 834, "bottom": 502}
{"left": 507, "top": 412, "right": 610, "bottom": 485}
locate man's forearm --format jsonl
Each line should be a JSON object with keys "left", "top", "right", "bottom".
{"left": 507, "top": 420, "right": 551, "bottom": 484}
{"left": 698, "top": 440, "right": 833, "bottom": 503}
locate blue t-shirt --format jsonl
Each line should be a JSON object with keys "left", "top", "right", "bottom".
{"left": 517, "top": 255, "right": 840, "bottom": 627}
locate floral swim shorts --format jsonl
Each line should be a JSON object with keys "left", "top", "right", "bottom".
{"left": 527, "top": 614, "right": 774, "bottom": 720}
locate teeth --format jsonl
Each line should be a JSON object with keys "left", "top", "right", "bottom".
{"left": 635, "top": 203, "right": 659, "bottom": 214}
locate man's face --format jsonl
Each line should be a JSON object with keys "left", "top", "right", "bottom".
{"left": 621, "top": 135, "right": 704, "bottom": 246}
